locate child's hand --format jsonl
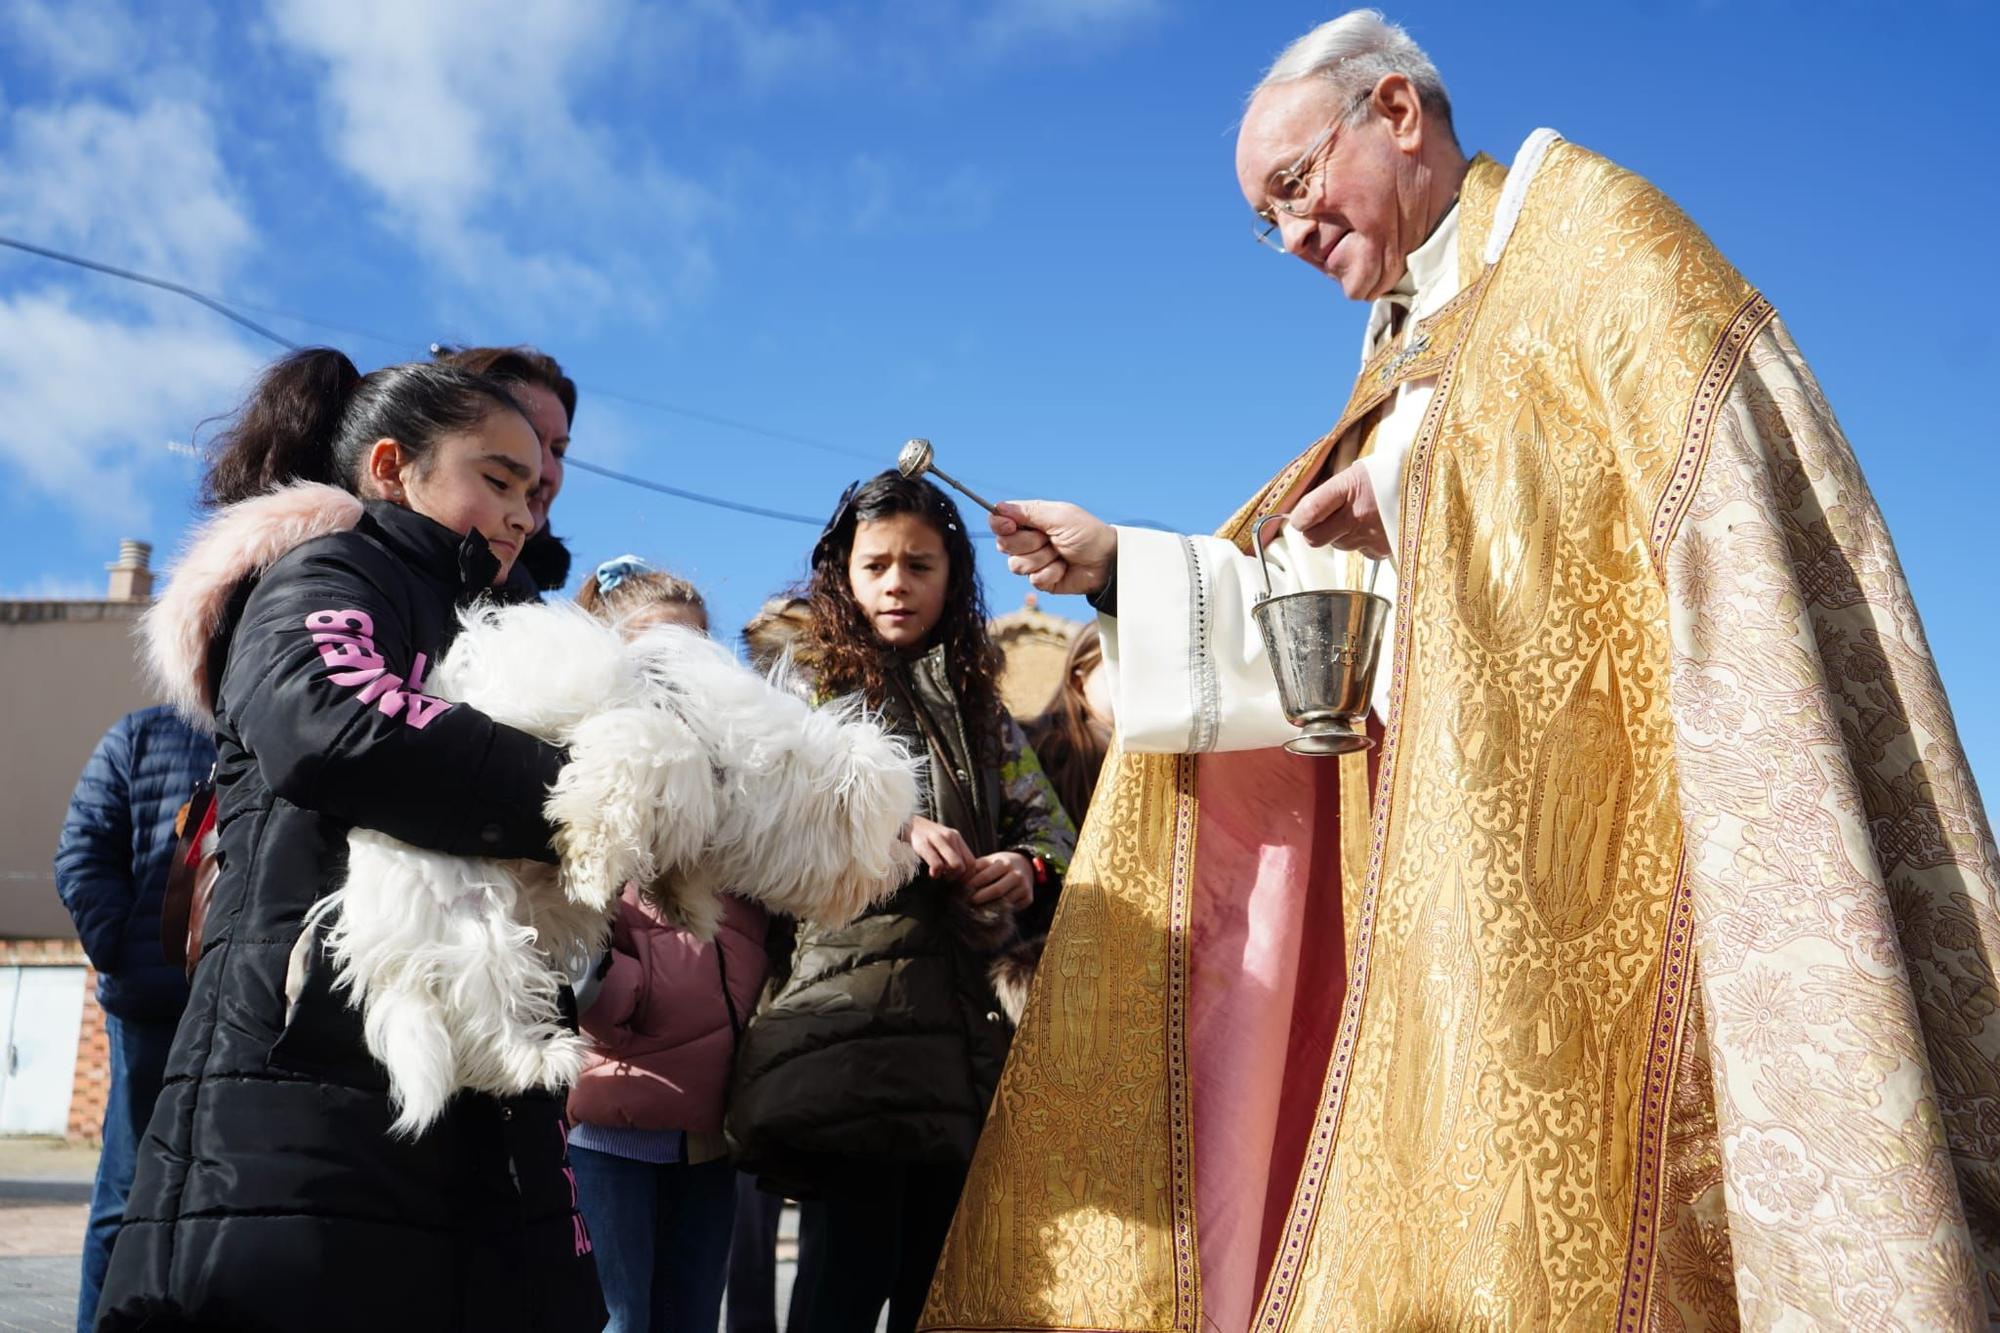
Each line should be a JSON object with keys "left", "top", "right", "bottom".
{"left": 964, "top": 852, "right": 1035, "bottom": 911}
{"left": 908, "top": 816, "right": 975, "bottom": 881}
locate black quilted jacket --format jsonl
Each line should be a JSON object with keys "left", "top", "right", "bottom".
{"left": 96, "top": 498, "right": 604, "bottom": 1333}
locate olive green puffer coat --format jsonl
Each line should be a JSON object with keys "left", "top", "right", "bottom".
{"left": 726, "top": 644, "right": 1073, "bottom": 1193}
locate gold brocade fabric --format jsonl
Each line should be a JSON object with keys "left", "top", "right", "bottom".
{"left": 1661, "top": 320, "right": 2000, "bottom": 1329}
{"left": 924, "top": 141, "right": 2000, "bottom": 1332}
{"left": 1256, "top": 142, "right": 1760, "bottom": 1332}
{"left": 920, "top": 180, "right": 1492, "bottom": 1331}
{"left": 921, "top": 740, "right": 1197, "bottom": 1330}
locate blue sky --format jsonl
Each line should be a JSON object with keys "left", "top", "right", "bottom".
{"left": 3, "top": 1, "right": 1995, "bottom": 803}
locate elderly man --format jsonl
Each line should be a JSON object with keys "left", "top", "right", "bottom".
{"left": 922, "top": 11, "right": 2000, "bottom": 1332}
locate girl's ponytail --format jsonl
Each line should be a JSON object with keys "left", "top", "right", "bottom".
{"left": 202, "top": 347, "right": 362, "bottom": 508}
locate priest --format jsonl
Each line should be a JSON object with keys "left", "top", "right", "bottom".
{"left": 922, "top": 10, "right": 2000, "bottom": 1331}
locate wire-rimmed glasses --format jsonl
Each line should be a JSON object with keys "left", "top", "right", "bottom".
{"left": 1249, "top": 91, "right": 1373, "bottom": 253}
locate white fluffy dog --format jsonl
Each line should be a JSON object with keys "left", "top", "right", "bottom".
{"left": 305, "top": 601, "right": 920, "bottom": 1136}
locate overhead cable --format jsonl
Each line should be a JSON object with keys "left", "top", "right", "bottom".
{"left": 0, "top": 232, "right": 840, "bottom": 524}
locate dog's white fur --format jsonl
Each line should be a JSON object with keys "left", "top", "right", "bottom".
{"left": 309, "top": 602, "right": 920, "bottom": 1135}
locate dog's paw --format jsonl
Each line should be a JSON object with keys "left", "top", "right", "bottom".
{"left": 531, "top": 1030, "right": 590, "bottom": 1091}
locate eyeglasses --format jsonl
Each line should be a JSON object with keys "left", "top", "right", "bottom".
{"left": 1249, "top": 92, "right": 1373, "bottom": 253}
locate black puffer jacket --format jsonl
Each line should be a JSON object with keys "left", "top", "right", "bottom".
{"left": 96, "top": 489, "right": 604, "bottom": 1333}
{"left": 54, "top": 705, "right": 215, "bottom": 1020}
{"left": 727, "top": 645, "right": 1074, "bottom": 1193}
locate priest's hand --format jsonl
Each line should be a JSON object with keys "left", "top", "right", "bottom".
{"left": 1290, "top": 463, "right": 1390, "bottom": 559}
{"left": 989, "top": 501, "right": 1116, "bottom": 596}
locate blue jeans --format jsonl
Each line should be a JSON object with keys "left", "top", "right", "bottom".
{"left": 79, "top": 1013, "right": 177, "bottom": 1333}
{"left": 568, "top": 1145, "right": 737, "bottom": 1333}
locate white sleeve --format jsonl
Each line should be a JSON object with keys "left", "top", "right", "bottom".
{"left": 1355, "top": 441, "right": 1406, "bottom": 564}
{"left": 1098, "top": 523, "right": 1348, "bottom": 755}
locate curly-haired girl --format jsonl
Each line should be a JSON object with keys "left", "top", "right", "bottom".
{"left": 728, "top": 470, "right": 1075, "bottom": 1333}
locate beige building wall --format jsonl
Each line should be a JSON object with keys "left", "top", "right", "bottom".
{"left": 991, "top": 597, "right": 1084, "bottom": 721}
{"left": 0, "top": 595, "right": 160, "bottom": 940}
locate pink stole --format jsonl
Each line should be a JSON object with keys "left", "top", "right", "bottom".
{"left": 1186, "top": 729, "right": 1371, "bottom": 1328}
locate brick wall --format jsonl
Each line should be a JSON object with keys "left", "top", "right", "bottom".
{"left": 0, "top": 939, "right": 87, "bottom": 967}
{"left": 69, "top": 972, "right": 108, "bottom": 1144}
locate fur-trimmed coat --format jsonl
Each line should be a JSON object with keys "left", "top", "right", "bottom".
{"left": 97, "top": 488, "right": 605, "bottom": 1333}
{"left": 726, "top": 645, "right": 1074, "bottom": 1192}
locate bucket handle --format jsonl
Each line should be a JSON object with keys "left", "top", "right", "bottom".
{"left": 1251, "top": 510, "right": 1387, "bottom": 602}
{"left": 1251, "top": 512, "right": 1289, "bottom": 602}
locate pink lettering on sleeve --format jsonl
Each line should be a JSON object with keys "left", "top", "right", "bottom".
{"left": 304, "top": 609, "right": 455, "bottom": 730}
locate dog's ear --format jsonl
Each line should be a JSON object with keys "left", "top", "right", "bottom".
{"left": 547, "top": 707, "right": 717, "bottom": 912}
{"left": 636, "top": 864, "right": 726, "bottom": 942}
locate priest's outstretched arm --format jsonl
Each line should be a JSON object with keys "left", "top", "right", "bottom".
{"left": 990, "top": 497, "right": 1359, "bottom": 756}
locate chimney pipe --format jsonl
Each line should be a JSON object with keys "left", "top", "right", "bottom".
{"left": 107, "top": 539, "right": 154, "bottom": 601}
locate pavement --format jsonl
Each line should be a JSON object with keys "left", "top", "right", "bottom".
{"left": 0, "top": 1139, "right": 856, "bottom": 1332}
{"left": 0, "top": 1137, "right": 93, "bottom": 1332}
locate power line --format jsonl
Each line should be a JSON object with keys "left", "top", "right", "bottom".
{"left": 565, "top": 458, "right": 817, "bottom": 526}
{"left": 0, "top": 234, "right": 300, "bottom": 348}
{"left": 0, "top": 232, "right": 864, "bottom": 520}
{"left": 579, "top": 386, "right": 876, "bottom": 464}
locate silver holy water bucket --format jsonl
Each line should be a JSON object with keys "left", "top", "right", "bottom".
{"left": 1249, "top": 513, "right": 1390, "bottom": 757}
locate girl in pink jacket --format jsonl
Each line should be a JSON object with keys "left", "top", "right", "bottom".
{"left": 567, "top": 557, "right": 770, "bottom": 1333}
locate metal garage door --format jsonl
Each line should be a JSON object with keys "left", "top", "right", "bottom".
{"left": 0, "top": 966, "right": 86, "bottom": 1136}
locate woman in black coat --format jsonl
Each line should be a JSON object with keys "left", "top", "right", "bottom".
{"left": 96, "top": 349, "right": 605, "bottom": 1332}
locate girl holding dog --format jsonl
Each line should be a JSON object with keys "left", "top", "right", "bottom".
{"left": 727, "top": 470, "right": 1076, "bottom": 1333}
{"left": 98, "top": 348, "right": 606, "bottom": 1332}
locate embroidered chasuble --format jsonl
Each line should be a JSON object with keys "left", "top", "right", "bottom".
{"left": 921, "top": 133, "right": 2000, "bottom": 1332}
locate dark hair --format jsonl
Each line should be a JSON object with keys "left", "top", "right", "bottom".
{"left": 800, "top": 471, "right": 1007, "bottom": 760}
{"left": 517, "top": 528, "right": 574, "bottom": 591}
{"left": 432, "top": 344, "right": 576, "bottom": 427}
{"left": 433, "top": 345, "right": 577, "bottom": 591}
{"left": 1023, "top": 622, "right": 1110, "bottom": 827}
{"left": 203, "top": 348, "right": 527, "bottom": 509}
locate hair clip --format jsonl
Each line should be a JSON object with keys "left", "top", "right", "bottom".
{"left": 594, "top": 554, "right": 653, "bottom": 594}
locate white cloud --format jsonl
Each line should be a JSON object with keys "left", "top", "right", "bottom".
{"left": 653, "top": 0, "right": 847, "bottom": 88}
{"left": 0, "top": 288, "right": 257, "bottom": 531}
{"left": 267, "top": 0, "right": 713, "bottom": 324}
{"left": 262, "top": 0, "right": 1155, "bottom": 326}
{"left": 0, "top": 97, "right": 253, "bottom": 288}
{"left": 0, "top": 76, "right": 261, "bottom": 533}
{"left": 2, "top": 0, "right": 148, "bottom": 83}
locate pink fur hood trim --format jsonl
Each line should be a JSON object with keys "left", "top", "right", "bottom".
{"left": 143, "top": 482, "right": 364, "bottom": 729}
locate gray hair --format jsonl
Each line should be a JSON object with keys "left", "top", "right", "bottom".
{"left": 1252, "top": 10, "right": 1452, "bottom": 130}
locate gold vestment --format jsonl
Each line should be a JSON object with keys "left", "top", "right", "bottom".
{"left": 924, "top": 141, "right": 2000, "bottom": 1331}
